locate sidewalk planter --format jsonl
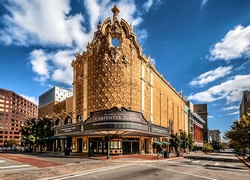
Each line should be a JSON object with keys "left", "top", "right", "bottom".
{"left": 65, "top": 148, "right": 70, "bottom": 156}
{"left": 163, "top": 151, "right": 169, "bottom": 158}
{"left": 177, "top": 152, "right": 180, "bottom": 157}
{"left": 88, "top": 149, "right": 94, "bottom": 157}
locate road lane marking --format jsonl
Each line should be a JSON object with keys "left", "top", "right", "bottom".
{"left": 207, "top": 167, "right": 249, "bottom": 172}
{"left": 39, "top": 163, "right": 136, "bottom": 180}
{"left": 202, "top": 158, "right": 215, "bottom": 166}
{"left": 146, "top": 164, "right": 219, "bottom": 180}
{"left": 0, "top": 165, "right": 31, "bottom": 169}
{"left": 192, "top": 160, "right": 200, "bottom": 163}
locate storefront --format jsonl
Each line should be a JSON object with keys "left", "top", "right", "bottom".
{"left": 54, "top": 107, "right": 170, "bottom": 155}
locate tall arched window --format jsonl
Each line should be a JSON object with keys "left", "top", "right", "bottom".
{"left": 64, "top": 116, "right": 72, "bottom": 124}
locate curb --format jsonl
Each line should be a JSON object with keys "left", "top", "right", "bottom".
{"left": 235, "top": 154, "right": 250, "bottom": 169}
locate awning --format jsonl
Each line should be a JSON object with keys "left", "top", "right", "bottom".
{"left": 50, "top": 136, "right": 67, "bottom": 139}
{"left": 153, "top": 141, "right": 163, "bottom": 145}
{"left": 162, "top": 141, "right": 170, "bottom": 145}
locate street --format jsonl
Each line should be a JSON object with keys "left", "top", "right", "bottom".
{"left": 0, "top": 151, "right": 249, "bottom": 180}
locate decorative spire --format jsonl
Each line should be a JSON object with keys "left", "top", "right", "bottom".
{"left": 112, "top": 5, "right": 120, "bottom": 22}
{"left": 97, "top": 21, "right": 101, "bottom": 30}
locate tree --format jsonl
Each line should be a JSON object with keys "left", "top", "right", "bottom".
{"left": 180, "top": 131, "right": 189, "bottom": 153}
{"left": 224, "top": 113, "right": 250, "bottom": 152}
{"left": 170, "top": 133, "right": 181, "bottom": 153}
{"left": 188, "top": 133, "right": 194, "bottom": 152}
{"left": 203, "top": 142, "right": 213, "bottom": 153}
{"left": 7, "top": 139, "right": 19, "bottom": 146}
{"left": 20, "top": 118, "right": 38, "bottom": 147}
{"left": 20, "top": 117, "right": 54, "bottom": 151}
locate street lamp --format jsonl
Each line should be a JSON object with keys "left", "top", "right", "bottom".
{"left": 106, "top": 135, "right": 111, "bottom": 159}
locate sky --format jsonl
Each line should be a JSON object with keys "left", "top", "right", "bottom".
{"left": 1, "top": 0, "right": 250, "bottom": 141}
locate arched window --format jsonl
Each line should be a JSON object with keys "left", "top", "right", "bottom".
{"left": 64, "top": 116, "right": 72, "bottom": 124}
{"left": 55, "top": 119, "right": 61, "bottom": 126}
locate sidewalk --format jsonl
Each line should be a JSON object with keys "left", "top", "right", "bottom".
{"left": 29, "top": 151, "right": 181, "bottom": 161}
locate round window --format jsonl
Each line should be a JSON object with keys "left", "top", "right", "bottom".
{"left": 112, "top": 38, "right": 120, "bottom": 47}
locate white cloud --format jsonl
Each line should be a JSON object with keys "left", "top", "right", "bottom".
{"left": 83, "top": 0, "right": 143, "bottom": 30}
{"left": 189, "top": 66, "right": 233, "bottom": 87}
{"left": 0, "top": 0, "right": 87, "bottom": 49}
{"left": 143, "top": 0, "right": 153, "bottom": 12}
{"left": 1, "top": 0, "right": 149, "bottom": 87}
{"left": 29, "top": 49, "right": 51, "bottom": 84}
{"left": 209, "top": 25, "right": 250, "bottom": 61}
{"left": 29, "top": 49, "right": 74, "bottom": 86}
{"left": 51, "top": 50, "right": 75, "bottom": 85}
{"left": 135, "top": 29, "right": 148, "bottom": 44}
{"left": 221, "top": 106, "right": 239, "bottom": 111}
{"left": 20, "top": 94, "right": 38, "bottom": 105}
{"left": 143, "top": 0, "right": 164, "bottom": 12}
{"left": 228, "top": 111, "right": 239, "bottom": 115}
{"left": 200, "top": 0, "right": 208, "bottom": 10}
{"left": 188, "top": 74, "right": 250, "bottom": 103}
{"left": 208, "top": 115, "right": 214, "bottom": 119}
{"left": 150, "top": 58, "right": 156, "bottom": 65}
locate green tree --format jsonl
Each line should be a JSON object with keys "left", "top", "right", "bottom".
{"left": 180, "top": 131, "right": 189, "bottom": 153}
{"left": 224, "top": 113, "right": 250, "bottom": 152}
{"left": 20, "top": 118, "right": 38, "bottom": 147}
{"left": 170, "top": 133, "right": 181, "bottom": 153}
{"left": 36, "top": 117, "right": 54, "bottom": 149}
{"left": 203, "top": 142, "right": 213, "bottom": 153}
{"left": 188, "top": 133, "right": 194, "bottom": 152}
{"left": 7, "top": 139, "right": 19, "bottom": 146}
{"left": 20, "top": 117, "right": 54, "bottom": 151}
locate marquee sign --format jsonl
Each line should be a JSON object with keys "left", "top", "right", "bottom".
{"left": 54, "top": 107, "right": 170, "bottom": 137}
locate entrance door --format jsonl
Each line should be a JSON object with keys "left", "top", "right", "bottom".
{"left": 122, "top": 142, "right": 131, "bottom": 154}
{"left": 132, "top": 142, "right": 139, "bottom": 153}
{"left": 77, "top": 138, "right": 82, "bottom": 153}
{"left": 98, "top": 141, "right": 108, "bottom": 154}
{"left": 66, "top": 137, "right": 72, "bottom": 149}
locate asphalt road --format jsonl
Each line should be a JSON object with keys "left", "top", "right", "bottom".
{"left": 0, "top": 151, "right": 249, "bottom": 180}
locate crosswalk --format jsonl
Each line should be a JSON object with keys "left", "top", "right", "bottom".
{"left": 0, "top": 164, "right": 36, "bottom": 173}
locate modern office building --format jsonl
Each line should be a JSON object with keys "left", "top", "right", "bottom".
{"left": 186, "top": 101, "right": 206, "bottom": 150}
{"left": 193, "top": 104, "right": 208, "bottom": 143}
{"left": 38, "top": 86, "right": 73, "bottom": 118}
{"left": 51, "top": 5, "right": 187, "bottom": 155}
{"left": 208, "top": 130, "right": 221, "bottom": 143}
{"left": 240, "top": 91, "right": 250, "bottom": 118}
{"left": 0, "top": 88, "right": 38, "bottom": 146}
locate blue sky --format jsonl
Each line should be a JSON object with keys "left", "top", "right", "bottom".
{"left": 1, "top": 0, "right": 250, "bottom": 140}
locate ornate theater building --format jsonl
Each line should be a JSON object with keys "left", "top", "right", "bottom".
{"left": 52, "top": 5, "right": 187, "bottom": 155}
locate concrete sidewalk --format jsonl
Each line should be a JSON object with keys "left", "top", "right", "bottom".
{"left": 25, "top": 151, "right": 181, "bottom": 161}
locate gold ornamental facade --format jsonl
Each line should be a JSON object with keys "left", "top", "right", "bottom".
{"left": 71, "top": 5, "right": 186, "bottom": 133}
{"left": 52, "top": 5, "right": 187, "bottom": 155}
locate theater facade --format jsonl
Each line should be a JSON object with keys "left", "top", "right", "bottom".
{"left": 52, "top": 5, "right": 187, "bottom": 155}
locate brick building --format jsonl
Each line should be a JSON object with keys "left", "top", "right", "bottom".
{"left": 0, "top": 88, "right": 38, "bottom": 146}
{"left": 38, "top": 86, "right": 73, "bottom": 118}
{"left": 186, "top": 101, "right": 206, "bottom": 150}
{"left": 193, "top": 104, "right": 208, "bottom": 143}
{"left": 208, "top": 130, "right": 221, "bottom": 143}
{"left": 51, "top": 5, "right": 187, "bottom": 155}
{"left": 240, "top": 91, "right": 250, "bottom": 118}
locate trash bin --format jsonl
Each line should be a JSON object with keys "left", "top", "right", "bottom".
{"left": 177, "top": 152, "right": 180, "bottom": 157}
{"left": 88, "top": 149, "right": 94, "bottom": 157}
{"left": 65, "top": 148, "right": 70, "bottom": 155}
{"left": 164, "top": 151, "right": 169, "bottom": 158}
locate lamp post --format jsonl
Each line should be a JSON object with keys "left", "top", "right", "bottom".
{"left": 106, "top": 135, "right": 111, "bottom": 159}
